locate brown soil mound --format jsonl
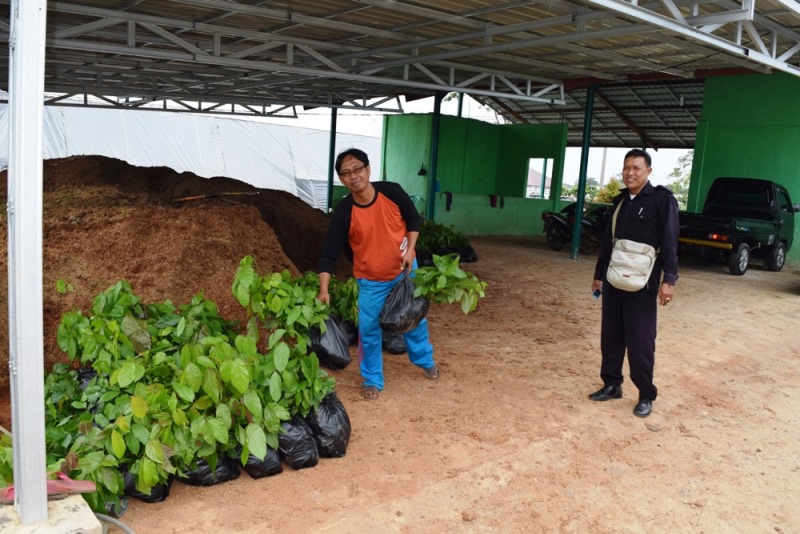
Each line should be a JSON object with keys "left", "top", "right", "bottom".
{"left": 0, "top": 155, "right": 351, "bottom": 401}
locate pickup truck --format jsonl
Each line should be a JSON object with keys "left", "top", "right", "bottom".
{"left": 678, "top": 177, "right": 800, "bottom": 275}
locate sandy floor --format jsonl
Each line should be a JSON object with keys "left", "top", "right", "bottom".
{"left": 119, "top": 236, "right": 800, "bottom": 534}
{"left": 1, "top": 157, "right": 798, "bottom": 533}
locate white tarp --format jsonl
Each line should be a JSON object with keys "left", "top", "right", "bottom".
{"left": 0, "top": 105, "right": 382, "bottom": 210}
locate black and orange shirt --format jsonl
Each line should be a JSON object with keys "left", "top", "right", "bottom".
{"left": 318, "top": 181, "right": 421, "bottom": 281}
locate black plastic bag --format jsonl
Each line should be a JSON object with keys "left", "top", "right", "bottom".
{"left": 382, "top": 331, "right": 407, "bottom": 355}
{"left": 341, "top": 320, "right": 359, "bottom": 346}
{"left": 379, "top": 272, "right": 430, "bottom": 334}
{"left": 310, "top": 314, "right": 351, "bottom": 370}
{"left": 304, "top": 392, "right": 351, "bottom": 458}
{"left": 459, "top": 245, "right": 478, "bottom": 263}
{"left": 240, "top": 446, "right": 283, "bottom": 479}
{"left": 177, "top": 455, "right": 240, "bottom": 486}
{"left": 123, "top": 470, "right": 171, "bottom": 503}
{"left": 278, "top": 416, "right": 320, "bottom": 470}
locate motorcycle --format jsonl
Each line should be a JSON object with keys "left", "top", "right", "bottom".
{"left": 541, "top": 202, "right": 612, "bottom": 255}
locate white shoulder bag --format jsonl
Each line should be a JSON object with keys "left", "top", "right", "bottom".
{"left": 606, "top": 201, "right": 657, "bottom": 292}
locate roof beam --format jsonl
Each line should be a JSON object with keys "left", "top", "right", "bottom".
{"left": 596, "top": 89, "right": 660, "bottom": 150}
{"left": 587, "top": 0, "right": 800, "bottom": 78}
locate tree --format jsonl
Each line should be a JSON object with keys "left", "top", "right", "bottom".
{"left": 593, "top": 176, "right": 622, "bottom": 203}
{"left": 562, "top": 182, "right": 597, "bottom": 202}
{"left": 667, "top": 151, "right": 693, "bottom": 210}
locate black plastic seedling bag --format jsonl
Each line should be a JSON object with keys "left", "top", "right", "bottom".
{"left": 177, "top": 455, "right": 240, "bottom": 486}
{"left": 382, "top": 331, "right": 407, "bottom": 354}
{"left": 379, "top": 272, "right": 429, "bottom": 334}
{"left": 341, "top": 320, "right": 358, "bottom": 346}
{"left": 123, "top": 469, "right": 171, "bottom": 503}
{"left": 310, "top": 314, "right": 351, "bottom": 370}
{"left": 304, "top": 392, "right": 351, "bottom": 458}
{"left": 278, "top": 416, "right": 320, "bottom": 470}
{"left": 241, "top": 447, "right": 283, "bottom": 479}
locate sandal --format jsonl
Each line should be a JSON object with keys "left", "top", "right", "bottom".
{"left": 361, "top": 385, "right": 380, "bottom": 400}
{"left": 0, "top": 472, "right": 96, "bottom": 504}
{"left": 423, "top": 364, "right": 440, "bottom": 381}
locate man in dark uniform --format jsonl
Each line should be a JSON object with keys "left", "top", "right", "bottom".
{"left": 589, "top": 148, "right": 679, "bottom": 418}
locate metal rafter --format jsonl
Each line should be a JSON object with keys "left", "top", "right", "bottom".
{"left": 0, "top": 0, "right": 797, "bottom": 146}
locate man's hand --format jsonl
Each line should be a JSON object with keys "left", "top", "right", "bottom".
{"left": 317, "top": 272, "right": 332, "bottom": 305}
{"left": 658, "top": 282, "right": 674, "bottom": 306}
{"left": 591, "top": 279, "right": 603, "bottom": 294}
{"left": 401, "top": 249, "right": 414, "bottom": 272}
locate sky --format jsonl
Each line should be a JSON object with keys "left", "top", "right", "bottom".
{"left": 254, "top": 95, "right": 691, "bottom": 188}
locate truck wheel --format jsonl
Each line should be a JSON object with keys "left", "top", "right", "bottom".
{"left": 765, "top": 243, "right": 786, "bottom": 272}
{"left": 728, "top": 243, "right": 750, "bottom": 275}
{"left": 546, "top": 227, "right": 565, "bottom": 251}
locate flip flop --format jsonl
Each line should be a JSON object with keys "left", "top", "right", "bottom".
{"left": 48, "top": 472, "right": 96, "bottom": 496}
{"left": 0, "top": 472, "right": 96, "bottom": 505}
{"left": 423, "top": 364, "right": 440, "bottom": 381}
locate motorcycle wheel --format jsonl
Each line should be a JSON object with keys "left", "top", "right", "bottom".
{"left": 546, "top": 227, "right": 566, "bottom": 251}
{"left": 579, "top": 229, "right": 600, "bottom": 255}
{"left": 579, "top": 239, "right": 596, "bottom": 256}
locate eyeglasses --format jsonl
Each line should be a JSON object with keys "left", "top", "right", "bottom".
{"left": 339, "top": 164, "right": 367, "bottom": 179}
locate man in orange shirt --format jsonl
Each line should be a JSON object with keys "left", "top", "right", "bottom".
{"left": 317, "top": 148, "right": 439, "bottom": 400}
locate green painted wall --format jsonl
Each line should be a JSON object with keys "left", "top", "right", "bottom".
{"left": 382, "top": 114, "right": 568, "bottom": 236}
{"left": 690, "top": 73, "right": 800, "bottom": 262}
{"left": 382, "top": 114, "right": 432, "bottom": 200}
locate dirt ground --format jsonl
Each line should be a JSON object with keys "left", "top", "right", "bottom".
{"left": 2, "top": 157, "right": 800, "bottom": 533}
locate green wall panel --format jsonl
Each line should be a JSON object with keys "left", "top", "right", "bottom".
{"left": 434, "top": 194, "right": 552, "bottom": 235}
{"left": 436, "top": 117, "right": 469, "bottom": 193}
{"left": 382, "top": 113, "right": 568, "bottom": 241}
{"left": 382, "top": 114, "right": 433, "bottom": 200}
{"left": 691, "top": 73, "right": 800, "bottom": 263}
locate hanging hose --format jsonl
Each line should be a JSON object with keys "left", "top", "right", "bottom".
{"left": 95, "top": 512, "right": 136, "bottom": 534}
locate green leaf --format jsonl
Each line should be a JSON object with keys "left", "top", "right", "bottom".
{"left": 221, "top": 359, "right": 250, "bottom": 395}
{"left": 183, "top": 363, "right": 203, "bottom": 392}
{"left": 192, "top": 396, "right": 213, "bottom": 411}
{"left": 116, "top": 360, "right": 140, "bottom": 388}
{"left": 273, "top": 342, "right": 290, "bottom": 373}
{"left": 208, "top": 418, "right": 229, "bottom": 445}
{"left": 286, "top": 307, "right": 302, "bottom": 326}
{"left": 268, "top": 402, "right": 290, "bottom": 421}
{"left": 202, "top": 369, "right": 221, "bottom": 405}
{"left": 234, "top": 335, "right": 258, "bottom": 359}
{"left": 132, "top": 423, "right": 150, "bottom": 445}
{"left": 172, "top": 382, "right": 195, "bottom": 403}
{"left": 116, "top": 415, "right": 130, "bottom": 433}
{"left": 216, "top": 403, "right": 232, "bottom": 430}
{"left": 131, "top": 395, "right": 148, "bottom": 419}
{"left": 172, "top": 408, "right": 188, "bottom": 427}
{"left": 245, "top": 423, "right": 267, "bottom": 463}
{"left": 111, "top": 430, "right": 126, "bottom": 459}
{"left": 145, "top": 440, "right": 165, "bottom": 464}
{"left": 267, "top": 329, "right": 286, "bottom": 349}
{"left": 243, "top": 389, "right": 263, "bottom": 423}
{"left": 269, "top": 372, "right": 282, "bottom": 402}
{"left": 139, "top": 458, "right": 159, "bottom": 488}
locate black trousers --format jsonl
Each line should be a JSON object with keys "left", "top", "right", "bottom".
{"left": 599, "top": 284, "right": 658, "bottom": 401}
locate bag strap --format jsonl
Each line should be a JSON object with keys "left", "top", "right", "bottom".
{"left": 611, "top": 200, "right": 623, "bottom": 239}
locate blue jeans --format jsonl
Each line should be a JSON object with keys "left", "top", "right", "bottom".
{"left": 357, "top": 264, "right": 435, "bottom": 390}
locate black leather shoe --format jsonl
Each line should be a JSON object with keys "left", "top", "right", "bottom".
{"left": 633, "top": 398, "right": 653, "bottom": 418}
{"left": 588, "top": 384, "right": 622, "bottom": 401}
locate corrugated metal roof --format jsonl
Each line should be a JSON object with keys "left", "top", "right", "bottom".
{"left": 2, "top": 0, "right": 799, "bottom": 148}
